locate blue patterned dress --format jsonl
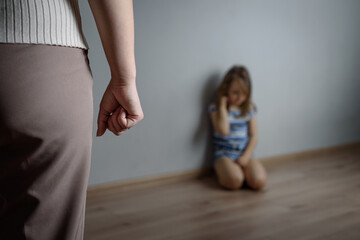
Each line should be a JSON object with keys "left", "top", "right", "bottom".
{"left": 208, "top": 104, "right": 256, "bottom": 164}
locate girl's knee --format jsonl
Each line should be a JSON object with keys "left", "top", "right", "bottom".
{"left": 220, "top": 175, "right": 244, "bottom": 190}
{"left": 248, "top": 174, "right": 267, "bottom": 190}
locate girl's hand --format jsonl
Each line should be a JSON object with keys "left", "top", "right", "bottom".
{"left": 237, "top": 154, "right": 251, "bottom": 167}
{"left": 219, "top": 96, "right": 228, "bottom": 108}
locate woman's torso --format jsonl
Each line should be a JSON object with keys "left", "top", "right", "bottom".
{"left": 0, "top": 0, "right": 89, "bottom": 50}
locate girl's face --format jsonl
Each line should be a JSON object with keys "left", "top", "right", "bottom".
{"left": 227, "top": 79, "right": 248, "bottom": 106}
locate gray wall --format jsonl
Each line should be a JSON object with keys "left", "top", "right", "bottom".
{"left": 79, "top": 0, "right": 360, "bottom": 187}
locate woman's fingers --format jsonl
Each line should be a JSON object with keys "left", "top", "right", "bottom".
{"left": 108, "top": 107, "right": 130, "bottom": 136}
{"left": 110, "top": 82, "right": 144, "bottom": 128}
{"left": 107, "top": 115, "right": 117, "bottom": 135}
{"left": 117, "top": 107, "right": 127, "bottom": 128}
{"left": 111, "top": 107, "right": 123, "bottom": 132}
{"left": 96, "top": 85, "right": 120, "bottom": 137}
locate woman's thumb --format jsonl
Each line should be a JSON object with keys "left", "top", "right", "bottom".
{"left": 97, "top": 107, "right": 109, "bottom": 137}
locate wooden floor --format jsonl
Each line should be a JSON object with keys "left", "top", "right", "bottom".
{"left": 84, "top": 146, "right": 360, "bottom": 240}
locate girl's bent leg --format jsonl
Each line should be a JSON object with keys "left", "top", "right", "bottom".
{"left": 242, "top": 159, "right": 267, "bottom": 190}
{"left": 214, "top": 157, "right": 244, "bottom": 190}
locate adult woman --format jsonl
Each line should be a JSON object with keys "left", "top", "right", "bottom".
{"left": 0, "top": 0, "right": 143, "bottom": 239}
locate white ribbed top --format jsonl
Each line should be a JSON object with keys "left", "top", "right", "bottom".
{"left": 0, "top": 0, "right": 89, "bottom": 50}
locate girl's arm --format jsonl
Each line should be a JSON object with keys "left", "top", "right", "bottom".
{"left": 237, "top": 115, "right": 258, "bottom": 167}
{"left": 210, "top": 97, "right": 230, "bottom": 136}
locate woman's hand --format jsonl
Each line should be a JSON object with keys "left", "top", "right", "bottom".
{"left": 96, "top": 79, "right": 143, "bottom": 137}
{"left": 89, "top": 0, "right": 141, "bottom": 137}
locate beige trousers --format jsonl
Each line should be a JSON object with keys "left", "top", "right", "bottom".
{"left": 0, "top": 43, "right": 94, "bottom": 240}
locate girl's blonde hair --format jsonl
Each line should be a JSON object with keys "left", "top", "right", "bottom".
{"left": 216, "top": 65, "right": 256, "bottom": 117}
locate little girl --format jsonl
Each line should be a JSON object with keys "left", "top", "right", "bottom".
{"left": 209, "top": 65, "right": 267, "bottom": 190}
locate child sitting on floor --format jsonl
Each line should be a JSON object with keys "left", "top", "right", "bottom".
{"left": 209, "top": 65, "right": 267, "bottom": 190}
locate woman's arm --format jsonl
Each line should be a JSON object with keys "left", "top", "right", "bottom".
{"left": 237, "top": 115, "right": 258, "bottom": 167}
{"left": 210, "top": 97, "right": 230, "bottom": 136}
{"left": 88, "top": 0, "right": 136, "bottom": 81}
{"left": 89, "top": 0, "right": 143, "bottom": 137}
